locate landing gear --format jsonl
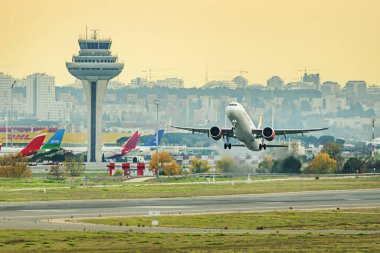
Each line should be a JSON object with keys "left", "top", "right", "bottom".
{"left": 224, "top": 142, "right": 232, "bottom": 149}
{"left": 224, "top": 136, "right": 232, "bottom": 149}
{"left": 259, "top": 143, "right": 266, "bottom": 150}
{"left": 231, "top": 120, "right": 237, "bottom": 137}
{"left": 224, "top": 121, "right": 236, "bottom": 150}
{"left": 258, "top": 137, "right": 267, "bottom": 151}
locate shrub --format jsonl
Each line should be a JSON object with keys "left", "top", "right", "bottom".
{"left": 0, "top": 155, "right": 31, "bottom": 178}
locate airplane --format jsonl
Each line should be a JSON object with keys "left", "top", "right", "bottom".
{"left": 126, "top": 129, "right": 165, "bottom": 156}
{"left": 171, "top": 102, "right": 328, "bottom": 151}
{"left": 0, "top": 129, "right": 48, "bottom": 157}
{"left": 129, "top": 130, "right": 217, "bottom": 156}
{"left": 104, "top": 130, "right": 140, "bottom": 160}
{"left": 30, "top": 129, "right": 66, "bottom": 160}
{"left": 64, "top": 130, "right": 141, "bottom": 159}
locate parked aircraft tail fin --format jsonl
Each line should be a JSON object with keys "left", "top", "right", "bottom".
{"left": 18, "top": 130, "right": 48, "bottom": 157}
{"left": 41, "top": 129, "right": 65, "bottom": 150}
{"left": 122, "top": 131, "right": 140, "bottom": 150}
{"left": 144, "top": 129, "right": 164, "bottom": 147}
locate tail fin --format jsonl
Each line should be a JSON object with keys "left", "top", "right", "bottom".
{"left": 41, "top": 129, "right": 65, "bottom": 150}
{"left": 258, "top": 115, "right": 263, "bottom": 129}
{"left": 122, "top": 131, "right": 140, "bottom": 150}
{"left": 0, "top": 143, "right": 2, "bottom": 152}
{"left": 144, "top": 129, "right": 165, "bottom": 146}
{"left": 38, "top": 129, "right": 48, "bottom": 135}
{"left": 157, "top": 129, "right": 164, "bottom": 145}
{"left": 18, "top": 131, "right": 48, "bottom": 157}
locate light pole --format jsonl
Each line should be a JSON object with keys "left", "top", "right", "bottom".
{"left": 10, "top": 81, "right": 16, "bottom": 147}
{"left": 155, "top": 99, "right": 159, "bottom": 178}
{"left": 5, "top": 116, "right": 8, "bottom": 147}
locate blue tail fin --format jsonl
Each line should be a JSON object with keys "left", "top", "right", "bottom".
{"left": 144, "top": 129, "right": 164, "bottom": 146}
{"left": 41, "top": 129, "right": 65, "bottom": 150}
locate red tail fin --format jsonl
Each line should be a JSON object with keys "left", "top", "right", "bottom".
{"left": 18, "top": 132, "right": 47, "bottom": 157}
{"left": 0, "top": 143, "right": 2, "bottom": 152}
{"left": 121, "top": 131, "right": 140, "bottom": 153}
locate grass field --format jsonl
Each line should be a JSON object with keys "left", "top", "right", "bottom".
{"left": 151, "top": 175, "right": 290, "bottom": 183}
{"left": 0, "top": 176, "right": 379, "bottom": 202}
{"left": 81, "top": 208, "right": 380, "bottom": 231}
{"left": 0, "top": 176, "right": 127, "bottom": 189}
{"left": 0, "top": 230, "right": 379, "bottom": 252}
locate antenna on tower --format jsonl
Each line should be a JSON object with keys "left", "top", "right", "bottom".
{"left": 91, "top": 29, "right": 99, "bottom": 40}
{"left": 85, "top": 26, "right": 88, "bottom": 39}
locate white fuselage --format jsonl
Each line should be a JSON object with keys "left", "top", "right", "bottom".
{"left": 63, "top": 146, "right": 123, "bottom": 158}
{"left": 127, "top": 145, "right": 187, "bottom": 156}
{"left": 0, "top": 147, "right": 23, "bottom": 155}
{"left": 225, "top": 102, "right": 260, "bottom": 151}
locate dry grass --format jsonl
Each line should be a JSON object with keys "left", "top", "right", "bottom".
{"left": 0, "top": 229, "right": 379, "bottom": 252}
{"left": 81, "top": 208, "right": 380, "bottom": 231}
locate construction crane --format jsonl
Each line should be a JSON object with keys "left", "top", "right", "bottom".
{"left": 141, "top": 68, "right": 153, "bottom": 82}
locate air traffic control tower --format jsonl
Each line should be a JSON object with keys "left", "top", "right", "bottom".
{"left": 66, "top": 31, "right": 124, "bottom": 162}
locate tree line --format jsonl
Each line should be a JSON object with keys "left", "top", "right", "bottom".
{"left": 257, "top": 142, "right": 379, "bottom": 174}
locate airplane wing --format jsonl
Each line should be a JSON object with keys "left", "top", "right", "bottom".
{"left": 171, "top": 125, "right": 235, "bottom": 139}
{"left": 232, "top": 143, "right": 288, "bottom": 148}
{"left": 252, "top": 127, "right": 328, "bottom": 139}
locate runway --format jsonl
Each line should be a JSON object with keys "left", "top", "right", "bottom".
{"left": 0, "top": 189, "right": 379, "bottom": 231}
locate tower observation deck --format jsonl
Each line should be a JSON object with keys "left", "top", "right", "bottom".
{"left": 66, "top": 31, "right": 124, "bottom": 162}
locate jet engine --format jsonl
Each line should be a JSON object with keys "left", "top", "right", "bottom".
{"left": 209, "top": 126, "right": 223, "bottom": 141}
{"left": 262, "top": 127, "right": 276, "bottom": 141}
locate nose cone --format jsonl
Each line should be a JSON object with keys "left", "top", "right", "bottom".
{"left": 225, "top": 105, "right": 237, "bottom": 118}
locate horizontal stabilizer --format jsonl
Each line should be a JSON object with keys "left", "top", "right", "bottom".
{"left": 265, "top": 144, "right": 289, "bottom": 148}
{"left": 231, "top": 144, "right": 246, "bottom": 147}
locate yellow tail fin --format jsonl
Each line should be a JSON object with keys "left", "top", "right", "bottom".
{"left": 258, "top": 115, "right": 262, "bottom": 129}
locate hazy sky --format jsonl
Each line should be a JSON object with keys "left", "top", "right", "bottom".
{"left": 1, "top": 0, "right": 379, "bottom": 87}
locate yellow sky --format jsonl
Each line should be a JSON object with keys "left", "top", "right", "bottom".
{"left": 0, "top": 0, "right": 379, "bottom": 87}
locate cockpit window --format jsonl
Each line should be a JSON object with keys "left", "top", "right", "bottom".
{"left": 228, "top": 103, "right": 238, "bottom": 106}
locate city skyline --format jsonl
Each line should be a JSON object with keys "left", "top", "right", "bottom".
{"left": 1, "top": 0, "right": 379, "bottom": 87}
